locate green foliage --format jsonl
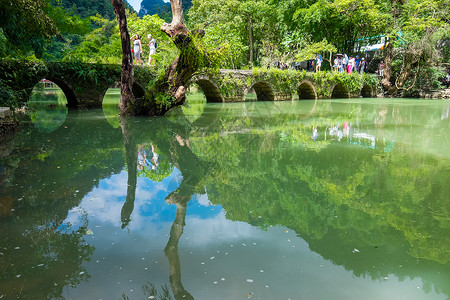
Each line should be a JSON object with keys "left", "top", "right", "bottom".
{"left": 0, "top": 59, "right": 48, "bottom": 108}
{"left": 62, "top": 12, "right": 179, "bottom": 72}
{"left": 188, "top": 0, "right": 278, "bottom": 68}
{"left": 50, "top": 0, "right": 131, "bottom": 20}
{"left": 295, "top": 39, "right": 338, "bottom": 62}
{"left": 154, "top": 91, "right": 176, "bottom": 107}
{"left": 0, "top": 0, "right": 90, "bottom": 58}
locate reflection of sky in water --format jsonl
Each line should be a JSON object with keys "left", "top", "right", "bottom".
{"left": 65, "top": 168, "right": 222, "bottom": 230}
{"left": 62, "top": 171, "right": 445, "bottom": 300}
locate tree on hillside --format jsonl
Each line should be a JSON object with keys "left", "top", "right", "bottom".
{"left": 0, "top": 0, "right": 89, "bottom": 58}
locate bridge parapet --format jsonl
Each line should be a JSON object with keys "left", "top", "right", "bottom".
{"left": 1, "top": 59, "right": 379, "bottom": 110}
{"left": 0, "top": 60, "right": 157, "bottom": 108}
{"left": 191, "top": 68, "right": 379, "bottom": 103}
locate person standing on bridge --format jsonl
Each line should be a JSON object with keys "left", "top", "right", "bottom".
{"left": 132, "top": 34, "right": 143, "bottom": 65}
{"left": 147, "top": 34, "right": 156, "bottom": 66}
{"left": 315, "top": 54, "right": 323, "bottom": 72}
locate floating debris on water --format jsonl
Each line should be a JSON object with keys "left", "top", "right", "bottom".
{"left": 352, "top": 248, "right": 360, "bottom": 253}
{"left": 246, "top": 279, "right": 253, "bottom": 283}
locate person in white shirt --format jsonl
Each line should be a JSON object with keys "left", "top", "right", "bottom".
{"left": 148, "top": 34, "right": 156, "bottom": 66}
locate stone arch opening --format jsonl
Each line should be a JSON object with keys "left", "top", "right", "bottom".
{"left": 28, "top": 79, "right": 69, "bottom": 133}
{"left": 102, "top": 84, "right": 121, "bottom": 128}
{"left": 251, "top": 81, "right": 274, "bottom": 101}
{"left": 331, "top": 83, "right": 350, "bottom": 99}
{"left": 195, "top": 78, "right": 223, "bottom": 103}
{"left": 297, "top": 81, "right": 317, "bottom": 100}
{"left": 44, "top": 77, "right": 77, "bottom": 107}
{"left": 361, "top": 84, "right": 372, "bottom": 98}
{"left": 132, "top": 82, "right": 146, "bottom": 99}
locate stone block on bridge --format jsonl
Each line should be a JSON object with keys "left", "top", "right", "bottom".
{"left": 0, "top": 107, "right": 12, "bottom": 119}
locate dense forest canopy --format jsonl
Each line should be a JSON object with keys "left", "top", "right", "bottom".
{"left": 0, "top": 0, "right": 449, "bottom": 96}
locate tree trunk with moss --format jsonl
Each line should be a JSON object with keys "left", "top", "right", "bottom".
{"left": 149, "top": 0, "right": 205, "bottom": 115}
{"left": 111, "top": 0, "right": 205, "bottom": 116}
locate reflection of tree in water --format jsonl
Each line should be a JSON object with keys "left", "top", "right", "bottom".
{"left": 1, "top": 110, "right": 125, "bottom": 299}
{"left": 0, "top": 214, "right": 94, "bottom": 299}
{"left": 120, "top": 100, "right": 450, "bottom": 299}
{"left": 121, "top": 283, "right": 173, "bottom": 300}
{"left": 186, "top": 101, "right": 450, "bottom": 296}
{"left": 4, "top": 100, "right": 448, "bottom": 298}
{"left": 119, "top": 117, "right": 207, "bottom": 299}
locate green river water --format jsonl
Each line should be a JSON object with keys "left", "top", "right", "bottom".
{"left": 0, "top": 88, "right": 449, "bottom": 299}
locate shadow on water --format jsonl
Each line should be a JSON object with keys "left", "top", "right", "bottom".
{"left": 1, "top": 94, "right": 449, "bottom": 299}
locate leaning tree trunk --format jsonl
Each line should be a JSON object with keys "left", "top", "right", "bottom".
{"left": 110, "top": 0, "right": 134, "bottom": 116}
{"left": 154, "top": 0, "right": 205, "bottom": 115}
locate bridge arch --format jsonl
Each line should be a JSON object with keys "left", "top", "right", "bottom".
{"left": 331, "top": 83, "right": 350, "bottom": 99}
{"left": 194, "top": 76, "right": 223, "bottom": 103}
{"left": 132, "top": 82, "right": 146, "bottom": 98}
{"left": 297, "top": 80, "right": 317, "bottom": 100}
{"left": 44, "top": 77, "right": 78, "bottom": 107}
{"left": 248, "top": 81, "right": 274, "bottom": 101}
{"left": 361, "top": 84, "right": 373, "bottom": 98}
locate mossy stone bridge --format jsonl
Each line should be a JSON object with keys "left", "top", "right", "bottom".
{"left": 1, "top": 60, "right": 379, "bottom": 108}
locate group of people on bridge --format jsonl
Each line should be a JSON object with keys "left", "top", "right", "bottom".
{"left": 131, "top": 34, "right": 157, "bottom": 66}
{"left": 315, "top": 53, "right": 376, "bottom": 75}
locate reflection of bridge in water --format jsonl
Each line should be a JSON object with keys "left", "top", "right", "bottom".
{"left": 2, "top": 100, "right": 449, "bottom": 299}
{"left": 1, "top": 60, "right": 378, "bottom": 110}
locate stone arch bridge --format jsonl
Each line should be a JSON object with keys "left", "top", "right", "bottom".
{"left": 1, "top": 60, "right": 378, "bottom": 109}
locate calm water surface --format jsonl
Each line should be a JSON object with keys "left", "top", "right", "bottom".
{"left": 0, "top": 89, "right": 449, "bottom": 300}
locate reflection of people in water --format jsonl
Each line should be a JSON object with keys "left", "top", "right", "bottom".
{"left": 149, "top": 144, "right": 159, "bottom": 170}
{"left": 328, "top": 124, "right": 343, "bottom": 141}
{"left": 343, "top": 121, "right": 350, "bottom": 137}
{"left": 137, "top": 144, "right": 148, "bottom": 170}
{"left": 311, "top": 125, "right": 318, "bottom": 141}
{"left": 137, "top": 144, "right": 159, "bottom": 171}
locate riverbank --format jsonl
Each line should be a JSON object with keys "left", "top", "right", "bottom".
{"left": 0, "top": 108, "right": 19, "bottom": 141}
{"left": 419, "top": 88, "right": 450, "bottom": 99}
